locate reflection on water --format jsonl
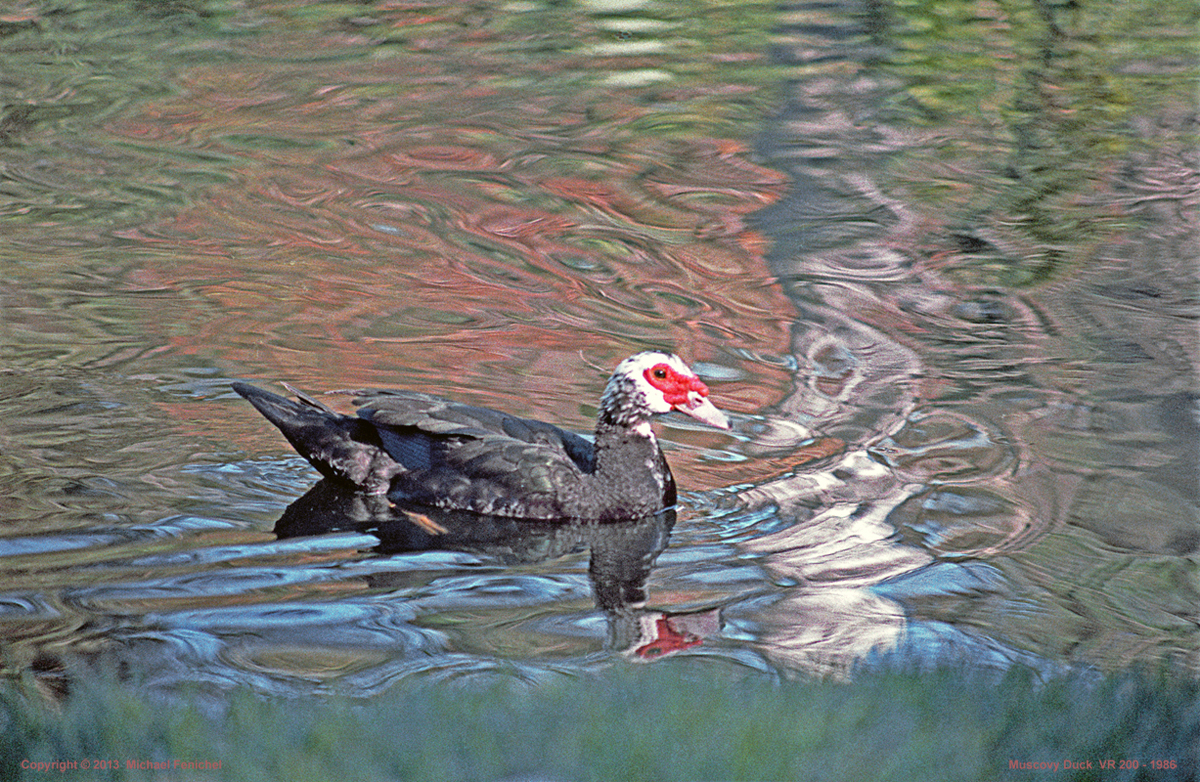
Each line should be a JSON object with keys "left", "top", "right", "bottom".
{"left": 742, "top": 0, "right": 1198, "bottom": 675}
{"left": 1, "top": 0, "right": 1197, "bottom": 697}
{"left": 274, "top": 484, "right": 712, "bottom": 663}
{"left": 103, "top": 485, "right": 696, "bottom": 697}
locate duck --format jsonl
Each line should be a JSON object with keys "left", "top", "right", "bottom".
{"left": 232, "top": 351, "right": 730, "bottom": 521}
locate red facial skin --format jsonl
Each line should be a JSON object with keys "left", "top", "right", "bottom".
{"left": 643, "top": 363, "right": 709, "bottom": 408}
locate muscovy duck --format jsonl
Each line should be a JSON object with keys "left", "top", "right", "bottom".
{"left": 233, "top": 351, "right": 730, "bottom": 520}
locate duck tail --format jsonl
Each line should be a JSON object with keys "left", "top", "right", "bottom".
{"left": 233, "top": 382, "right": 336, "bottom": 427}
{"left": 232, "top": 382, "right": 398, "bottom": 493}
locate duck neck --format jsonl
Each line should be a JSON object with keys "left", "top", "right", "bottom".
{"left": 592, "top": 370, "right": 657, "bottom": 475}
{"left": 593, "top": 413, "right": 656, "bottom": 471}
{"left": 587, "top": 409, "right": 675, "bottom": 518}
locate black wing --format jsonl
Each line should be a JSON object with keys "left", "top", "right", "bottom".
{"left": 353, "top": 390, "right": 596, "bottom": 518}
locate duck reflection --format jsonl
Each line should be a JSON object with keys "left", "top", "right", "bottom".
{"left": 273, "top": 480, "right": 720, "bottom": 659}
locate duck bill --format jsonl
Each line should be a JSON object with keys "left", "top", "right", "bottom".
{"left": 675, "top": 397, "right": 731, "bottom": 430}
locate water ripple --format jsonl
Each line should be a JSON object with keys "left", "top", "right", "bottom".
{"left": 1, "top": 0, "right": 1194, "bottom": 691}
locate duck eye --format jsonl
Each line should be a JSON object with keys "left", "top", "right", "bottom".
{"left": 653, "top": 367, "right": 667, "bottom": 379}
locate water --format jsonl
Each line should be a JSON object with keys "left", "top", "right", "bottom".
{"left": 1, "top": 0, "right": 1196, "bottom": 698}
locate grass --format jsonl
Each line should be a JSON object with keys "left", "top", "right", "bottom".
{"left": 2, "top": 661, "right": 1198, "bottom": 781}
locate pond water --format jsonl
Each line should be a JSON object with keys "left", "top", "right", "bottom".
{"left": 1, "top": 0, "right": 1196, "bottom": 699}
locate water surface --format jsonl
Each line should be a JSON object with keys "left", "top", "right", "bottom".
{"left": 1, "top": 0, "right": 1196, "bottom": 698}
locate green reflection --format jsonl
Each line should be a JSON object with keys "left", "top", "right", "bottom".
{"left": 882, "top": 0, "right": 1197, "bottom": 285}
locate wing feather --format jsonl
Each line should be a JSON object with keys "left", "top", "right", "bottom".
{"left": 350, "top": 390, "right": 595, "bottom": 518}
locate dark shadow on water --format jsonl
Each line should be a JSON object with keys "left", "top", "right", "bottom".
{"left": 274, "top": 481, "right": 719, "bottom": 659}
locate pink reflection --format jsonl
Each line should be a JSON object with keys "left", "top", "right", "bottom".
{"left": 109, "top": 7, "right": 793, "bottom": 491}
